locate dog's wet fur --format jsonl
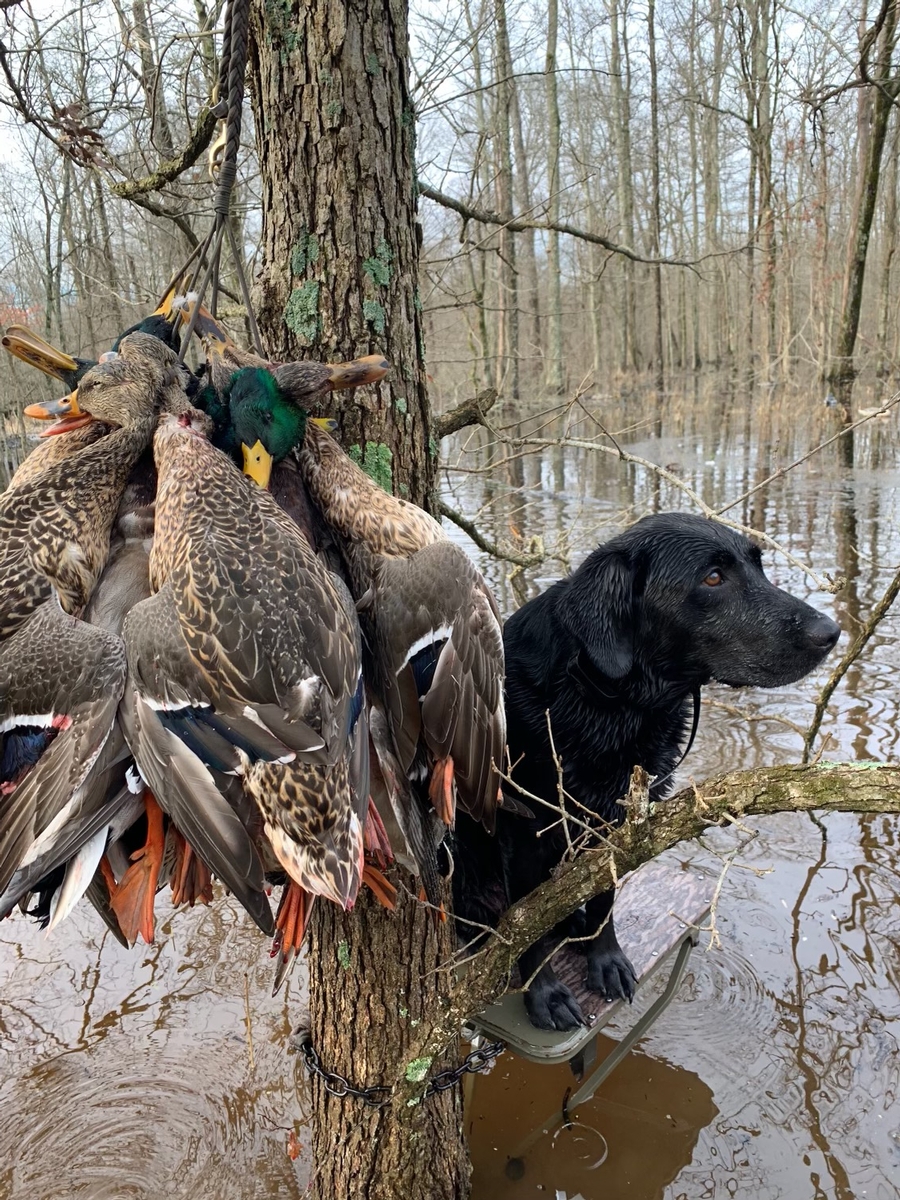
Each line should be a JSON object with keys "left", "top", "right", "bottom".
{"left": 454, "top": 512, "right": 840, "bottom": 1031}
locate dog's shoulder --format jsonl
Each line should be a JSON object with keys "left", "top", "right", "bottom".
{"left": 505, "top": 579, "right": 573, "bottom": 676}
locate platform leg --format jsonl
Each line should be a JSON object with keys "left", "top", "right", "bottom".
{"left": 503, "top": 933, "right": 697, "bottom": 1174}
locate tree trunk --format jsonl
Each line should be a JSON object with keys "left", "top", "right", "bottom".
{"left": 875, "top": 107, "right": 900, "bottom": 390}
{"left": 544, "top": 0, "right": 564, "bottom": 395}
{"left": 305, "top": 887, "right": 467, "bottom": 1200}
{"left": 493, "top": 0, "right": 520, "bottom": 399}
{"left": 647, "top": 0, "right": 665, "bottom": 402}
{"left": 826, "top": 0, "right": 900, "bottom": 460}
{"left": 609, "top": 0, "right": 637, "bottom": 373}
{"left": 246, "top": 4, "right": 456, "bottom": 1197}
{"left": 247, "top": 0, "right": 434, "bottom": 505}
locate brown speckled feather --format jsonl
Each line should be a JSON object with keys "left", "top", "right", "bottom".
{"left": 145, "top": 414, "right": 365, "bottom": 910}
{"left": 0, "top": 342, "right": 169, "bottom": 639}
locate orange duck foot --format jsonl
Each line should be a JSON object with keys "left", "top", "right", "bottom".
{"left": 270, "top": 881, "right": 312, "bottom": 995}
{"left": 109, "top": 791, "right": 165, "bottom": 944}
{"left": 428, "top": 755, "right": 456, "bottom": 827}
{"left": 169, "top": 830, "right": 214, "bottom": 908}
{"left": 363, "top": 796, "right": 394, "bottom": 868}
{"left": 417, "top": 884, "right": 447, "bottom": 925}
{"left": 363, "top": 865, "right": 397, "bottom": 910}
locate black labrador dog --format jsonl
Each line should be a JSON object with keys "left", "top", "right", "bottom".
{"left": 454, "top": 512, "right": 840, "bottom": 1031}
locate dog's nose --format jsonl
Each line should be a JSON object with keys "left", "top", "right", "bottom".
{"left": 807, "top": 614, "right": 840, "bottom": 651}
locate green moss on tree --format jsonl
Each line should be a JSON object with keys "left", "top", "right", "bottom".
{"left": 291, "top": 231, "right": 320, "bottom": 275}
{"left": 363, "top": 238, "right": 393, "bottom": 287}
{"left": 284, "top": 281, "right": 320, "bottom": 344}
{"left": 363, "top": 299, "right": 386, "bottom": 335}
{"left": 264, "top": 0, "right": 301, "bottom": 62}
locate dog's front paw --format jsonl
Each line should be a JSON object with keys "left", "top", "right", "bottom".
{"left": 586, "top": 947, "right": 637, "bottom": 1003}
{"left": 525, "top": 979, "right": 586, "bottom": 1031}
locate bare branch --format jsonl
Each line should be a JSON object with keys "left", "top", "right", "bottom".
{"left": 419, "top": 181, "right": 745, "bottom": 268}
{"left": 434, "top": 386, "right": 499, "bottom": 438}
{"left": 109, "top": 103, "right": 219, "bottom": 199}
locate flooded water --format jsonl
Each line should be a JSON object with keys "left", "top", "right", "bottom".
{"left": 2, "top": 383, "right": 899, "bottom": 1199}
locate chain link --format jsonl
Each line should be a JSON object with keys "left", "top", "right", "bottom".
{"left": 295, "top": 1032, "right": 505, "bottom": 1109}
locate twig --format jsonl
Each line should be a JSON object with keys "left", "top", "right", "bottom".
{"left": 717, "top": 389, "right": 900, "bottom": 516}
{"left": 438, "top": 500, "right": 545, "bottom": 568}
{"left": 803, "top": 559, "right": 900, "bottom": 762}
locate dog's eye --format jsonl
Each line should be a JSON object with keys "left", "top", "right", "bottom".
{"left": 703, "top": 569, "right": 724, "bottom": 587}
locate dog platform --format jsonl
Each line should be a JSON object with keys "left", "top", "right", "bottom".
{"left": 470, "top": 857, "right": 714, "bottom": 1127}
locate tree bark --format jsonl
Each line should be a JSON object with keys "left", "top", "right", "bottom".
{"left": 246, "top": 4, "right": 455, "bottom": 1197}
{"left": 247, "top": 0, "right": 434, "bottom": 504}
{"left": 826, "top": 0, "right": 900, "bottom": 459}
{"left": 305, "top": 887, "right": 467, "bottom": 1200}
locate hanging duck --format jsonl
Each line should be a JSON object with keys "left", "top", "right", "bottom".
{"left": 121, "top": 396, "right": 372, "bottom": 965}
{"left": 1, "top": 282, "right": 185, "bottom": 391}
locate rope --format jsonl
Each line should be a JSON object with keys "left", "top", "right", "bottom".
{"left": 174, "top": 0, "right": 265, "bottom": 361}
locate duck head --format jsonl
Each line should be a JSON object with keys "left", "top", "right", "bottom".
{"left": 229, "top": 368, "right": 309, "bottom": 489}
{"left": 24, "top": 333, "right": 174, "bottom": 436}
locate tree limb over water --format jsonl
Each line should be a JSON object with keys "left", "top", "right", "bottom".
{"left": 392, "top": 760, "right": 900, "bottom": 1088}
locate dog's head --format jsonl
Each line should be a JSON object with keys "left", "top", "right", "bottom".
{"left": 558, "top": 513, "right": 840, "bottom": 689}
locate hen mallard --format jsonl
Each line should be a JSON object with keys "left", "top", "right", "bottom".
{"left": 0, "top": 335, "right": 188, "bottom": 933}
{"left": 221, "top": 362, "right": 506, "bottom": 918}
{"left": 0, "top": 332, "right": 177, "bottom": 640}
{"left": 122, "top": 405, "right": 371, "bottom": 963}
{"left": 1, "top": 284, "right": 184, "bottom": 391}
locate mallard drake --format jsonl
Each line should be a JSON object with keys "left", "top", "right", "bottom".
{"left": 122, "top": 407, "right": 370, "bottom": 958}
{"left": 1, "top": 284, "right": 184, "bottom": 390}
{"left": 223, "top": 364, "right": 506, "bottom": 913}
{"left": 175, "top": 296, "right": 389, "bottom": 413}
{"left": 0, "top": 332, "right": 177, "bottom": 640}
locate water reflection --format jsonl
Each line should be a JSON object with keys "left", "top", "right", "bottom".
{"left": 468, "top": 1043, "right": 717, "bottom": 1199}
{"left": 0, "top": 897, "right": 308, "bottom": 1199}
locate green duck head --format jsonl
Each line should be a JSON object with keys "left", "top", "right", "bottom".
{"left": 229, "top": 367, "right": 308, "bottom": 489}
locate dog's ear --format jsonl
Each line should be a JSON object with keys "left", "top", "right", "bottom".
{"left": 558, "top": 548, "right": 635, "bottom": 679}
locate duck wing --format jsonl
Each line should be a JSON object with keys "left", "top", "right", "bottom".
{"left": 371, "top": 542, "right": 505, "bottom": 831}
{"left": 0, "top": 601, "right": 126, "bottom": 896}
{"left": 159, "top": 438, "right": 361, "bottom": 763}
{"left": 123, "top": 583, "right": 283, "bottom": 936}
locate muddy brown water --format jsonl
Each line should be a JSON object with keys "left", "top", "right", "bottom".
{"left": 2, "top": 389, "right": 899, "bottom": 1199}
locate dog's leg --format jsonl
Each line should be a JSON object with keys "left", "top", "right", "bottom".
{"left": 584, "top": 888, "right": 637, "bottom": 1002}
{"left": 520, "top": 931, "right": 586, "bottom": 1031}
